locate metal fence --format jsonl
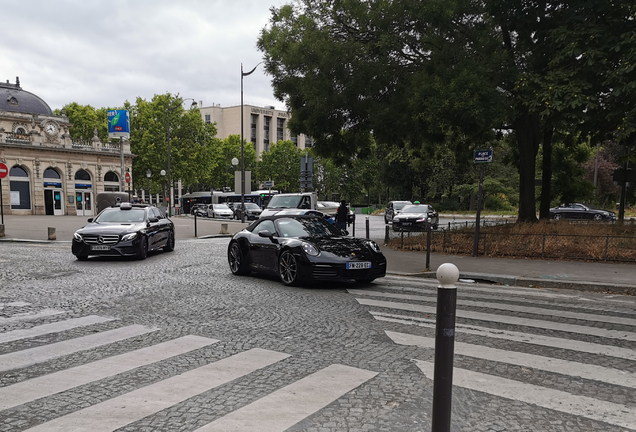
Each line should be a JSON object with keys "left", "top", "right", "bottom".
{"left": 386, "top": 225, "right": 636, "bottom": 262}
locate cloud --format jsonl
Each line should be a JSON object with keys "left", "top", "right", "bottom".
{"left": 0, "top": 0, "right": 285, "bottom": 111}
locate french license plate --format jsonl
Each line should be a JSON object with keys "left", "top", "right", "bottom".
{"left": 347, "top": 261, "right": 371, "bottom": 270}
{"left": 91, "top": 245, "right": 110, "bottom": 251}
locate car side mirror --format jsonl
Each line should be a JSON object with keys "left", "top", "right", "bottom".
{"left": 258, "top": 230, "right": 278, "bottom": 243}
{"left": 87, "top": 218, "right": 93, "bottom": 223}
{"left": 148, "top": 217, "right": 159, "bottom": 223}
{"left": 341, "top": 229, "right": 349, "bottom": 236}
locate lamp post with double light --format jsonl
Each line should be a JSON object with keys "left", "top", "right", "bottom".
{"left": 240, "top": 62, "right": 261, "bottom": 223}
{"left": 166, "top": 97, "right": 198, "bottom": 217}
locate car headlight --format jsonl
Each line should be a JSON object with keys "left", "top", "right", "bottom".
{"left": 73, "top": 232, "right": 83, "bottom": 241}
{"left": 121, "top": 232, "right": 138, "bottom": 241}
{"left": 367, "top": 240, "right": 382, "bottom": 253}
{"left": 302, "top": 242, "right": 319, "bottom": 256}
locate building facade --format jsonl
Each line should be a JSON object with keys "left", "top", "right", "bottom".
{"left": 0, "top": 78, "right": 133, "bottom": 217}
{"left": 198, "top": 103, "right": 312, "bottom": 157}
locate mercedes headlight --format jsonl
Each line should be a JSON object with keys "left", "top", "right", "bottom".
{"left": 302, "top": 242, "right": 319, "bottom": 256}
{"left": 121, "top": 232, "right": 138, "bottom": 241}
{"left": 73, "top": 232, "right": 83, "bottom": 241}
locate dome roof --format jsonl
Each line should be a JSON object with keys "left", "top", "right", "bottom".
{"left": 0, "top": 77, "right": 53, "bottom": 116}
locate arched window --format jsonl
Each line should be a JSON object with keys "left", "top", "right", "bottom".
{"left": 75, "top": 169, "right": 91, "bottom": 181}
{"left": 9, "top": 165, "right": 31, "bottom": 210}
{"left": 104, "top": 171, "right": 119, "bottom": 182}
{"left": 43, "top": 168, "right": 61, "bottom": 179}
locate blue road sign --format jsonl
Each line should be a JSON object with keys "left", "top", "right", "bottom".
{"left": 108, "top": 110, "right": 130, "bottom": 139}
{"left": 474, "top": 149, "right": 493, "bottom": 164}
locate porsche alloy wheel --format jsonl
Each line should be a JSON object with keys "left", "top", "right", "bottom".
{"left": 279, "top": 250, "right": 299, "bottom": 286}
{"left": 228, "top": 242, "right": 249, "bottom": 275}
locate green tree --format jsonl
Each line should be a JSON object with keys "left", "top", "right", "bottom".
{"left": 257, "top": 140, "right": 304, "bottom": 193}
{"left": 56, "top": 102, "right": 109, "bottom": 142}
{"left": 208, "top": 135, "right": 257, "bottom": 191}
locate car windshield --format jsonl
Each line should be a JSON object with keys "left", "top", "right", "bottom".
{"left": 95, "top": 209, "right": 146, "bottom": 223}
{"left": 214, "top": 204, "right": 230, "bottom": 210}
{"left": 276, "top": 217, "right": 340, "bottom": 238}
{"left": 267, "top": 195, "right": 301, "bottom": 209}
{"left": 244, "top": 203, "right": 260, "bottom": 209}
{"left": 401, "top": 205, "right": 429, "bottom": 213}
{"left": 394, "top": 202, "right": 410, "bottom": 210}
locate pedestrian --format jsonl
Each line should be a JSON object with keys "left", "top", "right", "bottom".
{"left": 336, "top": 200, "right": 348, "bottom": 232}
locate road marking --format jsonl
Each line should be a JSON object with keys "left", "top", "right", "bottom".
{"left": 414, "top": 360, "right": 636, "bottom": 430}
{"left": 387, "top": 331, "right": 636, "bottom": 388}
{"left": 372, "top": 311, "right": 636, "bottom": 362}
{"left": 0, "top": 335, "right": 218, "bottom": 410}
{"left": 0, "top": 315, "right": 116, "bottom": 344}
{"left": 0, "top": 324, "right": 159, "bottom": 372}
{"left": 0, "top": 309, "right": 65, "bottom": 324}
{"left": 26, "top": 348, "right": 290, "bottom": 432}
{"left": 349, "top": 289, "right": 636, "bottom": 326}
{"left": 196, "top": 364, "right": 378, "bottom": 432}
{"left": 356, "top": 298, "right": 636, "bottom": 341}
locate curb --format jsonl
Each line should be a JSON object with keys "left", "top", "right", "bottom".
{"left": 386, "top": 270, "right": 636, "bottom": 296}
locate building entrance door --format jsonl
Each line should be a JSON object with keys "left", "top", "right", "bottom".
{"left": 44, "top": 189, "right": 64, "bottom": 216}
{"left": 76, "top": 191, "right": 94, "bottom": 217}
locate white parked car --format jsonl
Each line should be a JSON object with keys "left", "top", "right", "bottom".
{"left": 206, "top": 204, "right": 234, "bottom": 219}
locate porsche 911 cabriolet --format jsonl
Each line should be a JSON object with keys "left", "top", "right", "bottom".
{"left": 227, "top": 214, "right": 386, "bottom": 286}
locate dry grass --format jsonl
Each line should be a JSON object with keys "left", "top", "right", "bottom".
{"left": 388, "top": 220, "right": 636, "bottom": 262}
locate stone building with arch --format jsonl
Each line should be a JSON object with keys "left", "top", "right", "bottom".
{"left": 0, "top": 77, "right": 132, "bottom": 216}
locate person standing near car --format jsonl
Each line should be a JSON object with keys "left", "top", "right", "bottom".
{"left": 336, "top": 200, "right": 348, "bottom": 231}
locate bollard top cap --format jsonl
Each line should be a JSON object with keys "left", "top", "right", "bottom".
{"left": 436, "top": 263, "right": 459, "bottom": 288}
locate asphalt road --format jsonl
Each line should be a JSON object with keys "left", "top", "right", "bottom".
{"left": 0, "top": 239, "right": 634, "bottom": 431}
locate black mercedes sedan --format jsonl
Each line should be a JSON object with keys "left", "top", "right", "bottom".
{"left": 72, "top": 203, "right": 175, "bottom": 261}
{"left": 227, "top": 214, "right": 386, "bottom": 286}
{"left": 392, "top": 203, "right": 439, "bottom": 231}
{"left": 549, "top": 203, "right": 616, "bottom": 221}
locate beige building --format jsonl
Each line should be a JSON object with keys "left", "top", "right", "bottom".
{"left": 0, "top": 77, "right": 133, "bottom": 217}
{"left": 198, "top": 103, "right": 312, "bottom": 157}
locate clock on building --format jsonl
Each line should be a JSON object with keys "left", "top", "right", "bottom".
{"left": 43, "top": 121, "right": 58, "bottom": 137}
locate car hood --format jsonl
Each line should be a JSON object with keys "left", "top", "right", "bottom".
{"left": 394, "top": 212, "right": 431, "bottom": 219}
{"left": 77, "top": 222, "right": 146, "bottom": 235}
{"left": 309, "top": 237, "right": 377, "bottom": 259}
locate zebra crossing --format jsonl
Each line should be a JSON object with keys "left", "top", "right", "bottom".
{"left": 0, "top": 302, "right": 377, "bottom": 431}
{"left": 348, "top": 276, "right": 636, "bottom": 431}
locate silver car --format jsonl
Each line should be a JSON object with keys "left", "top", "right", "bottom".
{"left": 392, "top": 204, "right": 439, "bottom": 231}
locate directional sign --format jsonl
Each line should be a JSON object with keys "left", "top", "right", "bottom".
{"left": 125, "top": 172, "right": 131, "bottom": 183}
{"left": 474, "top": 149, "right": 493, "bottom": 164}
{"left": 262, "top": 180, "right": 274, "bottom": 188}
{"left": 0, "top": 162, "right": 7, "bottom": 179}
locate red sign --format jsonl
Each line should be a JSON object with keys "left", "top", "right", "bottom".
{"left": 125, "top": 172, "right": 131, "bottom": 183}
{"left": 0, "top": 162, "right": 7, "bottom": 179}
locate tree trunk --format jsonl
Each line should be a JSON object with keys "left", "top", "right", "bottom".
{"left": 514, "top": 110, "right": 541, "bottom": 223}
{"left": 539, "top": 127, "right": 554, "bottom": 219}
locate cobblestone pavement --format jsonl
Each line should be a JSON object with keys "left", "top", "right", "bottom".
{"left": 0, "top": 239, "right": 634, "bottom": 431}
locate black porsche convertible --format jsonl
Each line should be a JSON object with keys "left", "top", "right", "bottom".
{"left": 227, "top": 214, "right": 387, "bottom": 286}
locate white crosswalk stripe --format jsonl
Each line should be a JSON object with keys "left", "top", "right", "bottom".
{"left": 0, "top": 307, "right": 377, "bottom": 431}
{"left": 350, "top": 281, "right": 636, "bottom": 430}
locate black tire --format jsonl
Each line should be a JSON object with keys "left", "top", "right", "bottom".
{"left": 553, "top": 213, "right": 562, "bottom": 220}
{"left": 163, "top": 230, "right": 175, "bottom": 252}
{"left": 228, "top": 242, "right": 250, "bottom": 275}
{"left": 136, "top": 237, "right": 148, "bottom": 260}
{"left": 76, "top": 254, "right": 88, "bottom": 261}
{"left": 279, "top": 250, "right": 299, "bottom": 286}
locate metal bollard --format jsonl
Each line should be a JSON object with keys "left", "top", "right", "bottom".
{"left": 365, "top": 217, "right": 370, "bottom": 239}
{"left": 194, "top": 213, "right": 198, "bottom": 237}
{"left": 220, "top": 223, "right": 228, "bottom": 234}
{"left": 0, "top": 224, "right": 4, "bottom": 238}
{"left": 431, "top": 263, "right": 459, "bottom": 432}
{"left": 48, "top": 227, "right": 56, "bottom": 241}
{"left": 426, "top": 220, "right": 432, "bottom": 271}
{"left": 384, "top": 225, "right": 389, "bottom": 245}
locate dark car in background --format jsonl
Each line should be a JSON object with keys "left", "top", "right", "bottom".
{"left": 384, "top": 201, "right": 412, "bottom": 224}
{"left": 227, "top": 214, "right": 386, "bottom": 286}
{"left": 234, "top": 202, "right": 262, "bottom": 220}
{"left": 392, "top": 203, "right": 439, "bottom": 231}
{"left": 72, "top": 203, "right": 175, "bottom": 261}
{"left": 549, "top": 203, "right": 616, "bottom": 221}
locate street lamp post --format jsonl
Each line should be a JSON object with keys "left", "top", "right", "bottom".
{"left": 240, "top": 62, "right": 261, "bottom": 223}
{"left": 160, "top": 169, "right": 166, "bottom": 212}
{"left": 166, "top": 97, "right": 198, "bottom": 217}
{"left": 146, "top": 169, "right": 152, "bottom": 205}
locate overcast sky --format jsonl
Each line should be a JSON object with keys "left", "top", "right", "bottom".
{"left": 0, "top": 0, "right": 287, "bottom": 112}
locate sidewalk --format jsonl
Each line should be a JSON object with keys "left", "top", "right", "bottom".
{"left": 2, "top": 215, "right": 635, "bottom": 295}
